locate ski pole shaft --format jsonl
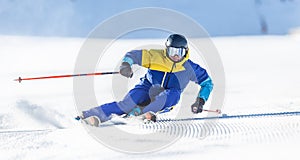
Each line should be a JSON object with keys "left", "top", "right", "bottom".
{"left": 203, "top": 109, "right": 222, "bottom": 114}
{"left": 14, "top": 71, "right": 119, "bottom": 83}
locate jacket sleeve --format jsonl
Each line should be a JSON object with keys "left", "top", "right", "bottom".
{"left": 198, "top": 77, "right": 213, "bottom": 101}
{"left": 122, "top": 50, "right": 143, "bottom": 66}
{"left": 189, "top": 61, "right": 214, "bottom": 101}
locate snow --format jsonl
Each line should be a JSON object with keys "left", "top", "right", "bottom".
{"left": 1, "top": 35, "right": 300, "bottom": 159}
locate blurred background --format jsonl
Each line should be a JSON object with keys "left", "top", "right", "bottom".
{"left": 1, "top": 0, "right": 300, "bottom": 38}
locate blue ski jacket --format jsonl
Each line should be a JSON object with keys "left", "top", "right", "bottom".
{"left": 123, "top": 49, "right": 213, "bottom": 101}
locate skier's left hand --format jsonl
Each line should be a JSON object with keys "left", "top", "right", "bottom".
{"left": 191, "top": 97, "right": 205, "bottom": 114}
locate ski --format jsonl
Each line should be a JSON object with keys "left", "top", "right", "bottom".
{"left": 75, "top": 109, "right": 223, "bottom": 127}
{"left": 75, "top": 111, "right": 157, "bottom": 127}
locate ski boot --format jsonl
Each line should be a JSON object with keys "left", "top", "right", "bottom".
{"left": 127, "top": 107, "right": 142, "bottom": 117}
{"left": 142, "top": 111, "right": 157, "bottom": 123}
{"left": 75, "top": 114, "right": 101, "bottom": 127}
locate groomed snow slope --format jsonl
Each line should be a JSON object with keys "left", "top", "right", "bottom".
{"left": 0, "top": 35, "right": 300, "bottom": 159}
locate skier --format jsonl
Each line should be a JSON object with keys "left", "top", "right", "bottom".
{"left": 77, "top": 34, "right": 213, "bottom": 126}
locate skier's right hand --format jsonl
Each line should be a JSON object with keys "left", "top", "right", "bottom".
{"left": 120, "top": 62, "right": 133, "bottom": 78}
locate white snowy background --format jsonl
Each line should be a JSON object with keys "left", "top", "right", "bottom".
{"left": 1, "top": 34, "right": 300, "bottom": 160}
{"left": 1, "top": 0, "right": 300, "bottom": 159}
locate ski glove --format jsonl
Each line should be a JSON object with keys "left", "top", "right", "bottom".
{"left": 191, "top": 97, "right": 205, "bottom": 114}
{"left": 120, "top": 62, "right": 133, "bottom": 78}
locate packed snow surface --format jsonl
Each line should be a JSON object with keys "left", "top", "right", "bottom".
{"left": 0, "top": 35, "right": 300, "bottom": 159}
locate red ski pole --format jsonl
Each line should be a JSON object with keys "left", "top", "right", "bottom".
{"left": 203, "top": 109, "right": 222, "bottom": 114}
{"left": 14, "top": 71, "right": 120, "bottom": 83}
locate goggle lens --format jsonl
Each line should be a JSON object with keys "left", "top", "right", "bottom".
{"left": 167, "top": 47, "right": 186, "bottom": 58}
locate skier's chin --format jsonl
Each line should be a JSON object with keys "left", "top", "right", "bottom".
{"left": 169, "top": 56, "right": 183, "bottom": 63}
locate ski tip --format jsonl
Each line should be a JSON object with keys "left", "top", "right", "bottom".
{"left": 75, "top": 116, "right": 81, "bottom": 121}
{"left": 216, "top": 109, "right": 222, "bottom": 114}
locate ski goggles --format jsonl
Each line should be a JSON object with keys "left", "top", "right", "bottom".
{"left": 167, "top": 47, "right": 186, "bottom": 58}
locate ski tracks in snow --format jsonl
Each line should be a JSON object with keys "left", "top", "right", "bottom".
{"left": 140, "top": 111, "right": 300, "bottom": 143}
{"left": 1, "top": 100, "right": 299, "bottom": 158}
{"left": 0, "top": 129, "right": 52, "bottom": 151}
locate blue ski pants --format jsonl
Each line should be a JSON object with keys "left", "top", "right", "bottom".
{"left": 82, "top": 79, "right": 181, "bottom": 122}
